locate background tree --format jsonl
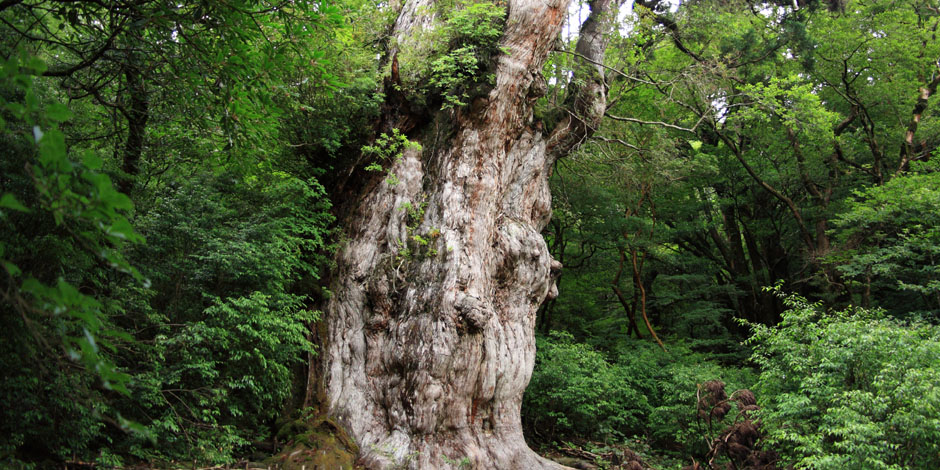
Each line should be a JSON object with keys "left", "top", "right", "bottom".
{"left": 1, "top": 0, "right": 347, "bottom": 465}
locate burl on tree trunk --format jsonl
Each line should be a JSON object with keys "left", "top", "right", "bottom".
{"left": 319, "top": 0, "right": 614, "bottom": 468}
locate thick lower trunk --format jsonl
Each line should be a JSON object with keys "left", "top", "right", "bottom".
{"left": 324, "top": 124, "right": 561, "bottom": 469}
{"left": 319, "top": 0, "right": 614, "bottom": 468}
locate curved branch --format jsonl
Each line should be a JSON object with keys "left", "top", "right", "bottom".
{"left": 898, "top": 61, "right": 940, "bottom": 174}
{"left": 591, "top": 135, "right": 640, "bottom": 151}
{"left": 551, "top": 48, "right": 658, "bottom": 85}
{"left": 634, "top": 0, "right": 705, "bottom": 63}
{"left": 605, "top": 112, "right": 707, "bottom": 133}
{"left": 546, "top": 0, "right": 622, "bottom": 161}
{"left": 715, "top": 129, "right": 816, "bottom": 252}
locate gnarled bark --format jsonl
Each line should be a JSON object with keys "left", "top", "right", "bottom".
{"left": 319, "top": 0, "right": 615, "bottom": 468}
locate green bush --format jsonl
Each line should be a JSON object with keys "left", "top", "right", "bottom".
{"left": 748, "top": 292, "right": 940, "bottom": 469}
{"left": 831, "top": 161, "right": 940, "bottom": 319}
{"left": 524, "top": 332, "right": 652, "bottom": 442}
{"left": 523, "top": 332, "right": 756, "bottom": 454}
{"left": 616, "top": 341, "right": 756, "bottom": 456}
{"left": 111, "top": 172, "right": 333, "bottom": 463}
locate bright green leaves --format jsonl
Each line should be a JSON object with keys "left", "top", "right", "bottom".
{"left": 830, "top": 163, "right": 940, "bottom": 318}
{"left": 746, "top": 291, "right": 940, "bottom": 469}
{"left": 362, "top": 128, "right": 422, "bottom": 182}
{"left": 445, "top": 0, "right": 505, "bottom": 44}
{"left": 738, "top": 76, "right": 839, "bottom": 138}
{"left": 430, "top": 45, "right": 484, "bottom": 107}
{"left": 525, "top": 332, "right": 653, "bottom": 441}
{"left": 394, "top": 0, "right": 506, "bottom": 108}
{"left": 430, "top": 0, "right": 506, "bottom": 108}
{"left": 524, "top": 332, "right": 756, "bottom": 454}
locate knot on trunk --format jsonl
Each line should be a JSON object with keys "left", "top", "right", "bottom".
{"left": 455, "top": 293, "right": 492, "bottom": 331}
{"left": 528, "top": 73, "right": 548, "bottom": 100}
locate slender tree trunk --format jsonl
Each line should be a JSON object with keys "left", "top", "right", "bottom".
{"left": 118, "top": 57, "right": 148, "bottom": 195}
{"left": 613, "top": 248, "right": 643, "bottom": 339}
{"left": 319, "top": 0, "right": 615, "bottom": 468}
{"left": 630, "top": 249, "right": 664, "bottom": 351}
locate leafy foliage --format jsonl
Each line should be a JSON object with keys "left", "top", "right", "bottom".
{"left": 831, "top": 161, "right": 940, "bottom": 319}
{"left": 429, "top": 0, "right": 506, "bottom": 107}
{"left": 363, "top": 128, "right": 423, "bottom": 185}
{"left": 111, "top": 173, "right": 332, "bottom": 463}
{"left": 5, "top": 0, "right": 940, "bottom": 467}
{"left": 0, "top": 45, "right": 151, "bottom": 466}
{"left": 748, "top": 291, "right": 940, "bottom": 469}
{"left": 0, "top": 0, "right": 344, "bottom": 466}
{"left": 524, "top": 332, "right": 756, "bottom": 458}
{"left": 394, "top": 0, "right": 506, "bottom": 108}
{"left": 524, "top": 332, "right": 652, "bottom": 441}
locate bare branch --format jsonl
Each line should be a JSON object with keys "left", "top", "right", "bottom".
{"left": 551, "top": 48, "right": 658, "bottom": 85}
{"left": 591, "top": 134, "right": 640, "bottom": 151}
{"left": 605, "top": 112, "right": 707, "bottom": 133}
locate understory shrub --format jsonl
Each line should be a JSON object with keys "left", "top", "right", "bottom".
{"left": 748, "top": 292, "right": 940, "bottom": 470}
{"left": 109, "top": 172, "right": 333, "bottom": 464}
{"left": 524, "top": 332, "right": 651, "bottom": 442}
{"left": 523, "top": 331, "right": 756, "bottom": 456}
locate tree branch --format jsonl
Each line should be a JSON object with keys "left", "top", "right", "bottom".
{"left": 591, "top": 135, "right": 640, "bottom": 151}
{"left": 605, "top": 112, "right": 707, "bottom": 133}
{"left": 898, "top": 60, "right": 940, "bottom": 174}
{"left": 0, "top": 0, "right": 24, "bottom": 12}
{"left": 546, "top": 0, "right": 622, "bottom": 161}
{"left": 551, "top": 48, "right": 658, "bottom": 85}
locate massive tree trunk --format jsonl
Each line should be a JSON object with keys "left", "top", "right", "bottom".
{"left": 319, "top": 0, "right": 614, "bottom": 468}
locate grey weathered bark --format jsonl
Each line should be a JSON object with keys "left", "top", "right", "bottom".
{"left": 319, "top": 0, "right": 616, "bottom": 468}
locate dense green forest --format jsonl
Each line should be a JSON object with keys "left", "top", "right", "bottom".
{"left": 1, "top": 0, "right": 939, "bottom": 468}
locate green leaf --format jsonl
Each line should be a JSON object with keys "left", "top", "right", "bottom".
{"left": 46, "top": 102, "right": 74, "bottom": 123}
{"left": 20, "top": 277, "right": 42, "bottom": 296}
{"left": 0, "top": 193, "right": 29, "bottom": 212}
{"left": 37, "top": 129, "right": 67, "bottom": 168}
{"left": 5, "top": 102, "right": 25, "bottom": 117}
{"left": 82, "top": 151, "right": 103, "bottom": 170}
{"left": 3, "top": 261, "right": 20, "bottom": 277}
{"left": 26, "top": 55, "right": 47, "bottom": 75}
{"left": 106, "top": 217, "right": 139, "bottom": 242}
{"left": 25, "top": 88, "right": 39, "bottom": 111}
